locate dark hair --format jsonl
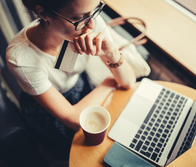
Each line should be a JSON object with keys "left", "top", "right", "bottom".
{"left": 22, "top": 0, "right": 72, "bottom": 28}
{"left": 22, "top": 0, "right": 72, "bottom": 15}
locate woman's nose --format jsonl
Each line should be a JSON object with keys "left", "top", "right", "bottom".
{"left": 85, "top": 18, "right": 95, "bottom": 30}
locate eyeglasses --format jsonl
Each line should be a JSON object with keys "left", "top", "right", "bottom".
{"left": 52, "top": 1, "right": 105, "bottom": 31}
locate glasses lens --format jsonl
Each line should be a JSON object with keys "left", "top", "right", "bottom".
{"left": 75, "top": 2, "right": 105, "bottom": 31}
{"left": 76, "top": 18, "right": 90, "bottom": 30}
{"left": 92, "top": 3, "right": 104, "bottom": 19}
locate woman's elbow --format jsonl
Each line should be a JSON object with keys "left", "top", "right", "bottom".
{"left": 121, "top": 77, "right": 136, "bottom": 90}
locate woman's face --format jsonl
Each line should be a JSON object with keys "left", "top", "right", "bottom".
{"left": 47, "top": 0, "right": 101, "bottom": 41}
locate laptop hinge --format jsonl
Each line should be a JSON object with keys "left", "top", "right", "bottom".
{"left": 166, "top": 106, "right": 192, "bottom": 160}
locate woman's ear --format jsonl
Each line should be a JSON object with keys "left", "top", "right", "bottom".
{"left": 35, "top": 5, "right": 47, "bottom": 21}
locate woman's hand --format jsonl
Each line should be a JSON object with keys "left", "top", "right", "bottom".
{"left": 73, "top": 31, "right": 117, "bottom": 60}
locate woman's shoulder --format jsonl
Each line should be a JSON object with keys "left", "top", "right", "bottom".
{"left": 6, "top": 20, "right": 39, "bottom": 66}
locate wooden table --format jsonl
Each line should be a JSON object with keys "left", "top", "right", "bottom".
{"left": 104, "top": 0, "right": 196, "bottom": 77}
{"left": 69, "top": 81, "right": 196, "bottom": 167}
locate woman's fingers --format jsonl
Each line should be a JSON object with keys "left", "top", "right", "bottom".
{"left": 77, "top": 35, "right": 88, "bottom": 54}
{"left": 73, "top": 32, "right": 112, "bottom": 56}
{"left": 84, "top": 33, "right": 97, "bottom": 55}
{"left": 95, "top": 32, "right": 105, "bottom": 55}
{"left": 73, "top": 38, "right": 82, "bottom": 55}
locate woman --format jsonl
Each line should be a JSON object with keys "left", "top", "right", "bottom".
{"left": 6, "top": 0, "right": 136, "bottom": 162}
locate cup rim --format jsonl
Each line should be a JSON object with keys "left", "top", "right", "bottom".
{"left": 79, "top": 105, "right": 111, "bottom": 134}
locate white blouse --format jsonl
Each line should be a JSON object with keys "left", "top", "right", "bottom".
{"left": 6, "top": 16, "right": 112, "bottom": 95}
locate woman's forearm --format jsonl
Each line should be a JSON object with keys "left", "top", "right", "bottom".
{"left": 101, "top": 48, "right": 136, "bottom": 89}
{"left": 33, "top": 78, "right": 116, "bottom": 131}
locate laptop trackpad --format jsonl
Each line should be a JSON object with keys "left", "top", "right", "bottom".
{"left": 122, "top": 94, "right": 153, "bottom": 126}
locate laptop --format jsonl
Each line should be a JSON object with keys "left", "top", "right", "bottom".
{"left": 108, "top": 78, "right": 196, "bottom": 166}
{"left": 162, "top": 0, "right": 196, "bottom": 23}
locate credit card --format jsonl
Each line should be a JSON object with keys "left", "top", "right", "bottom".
{"left": 54, "top": 40, "right": 78, "bottom": 73}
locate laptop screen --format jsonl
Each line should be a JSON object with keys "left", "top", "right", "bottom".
{"left": 174, "top": 0, "right": 196, "bottom": 15}
{"left": 163, "top": 0, "right": 196, "bottom": 23}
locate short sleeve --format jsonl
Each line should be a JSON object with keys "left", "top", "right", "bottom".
{"left": 7, "top": 62, "right": 52, "bottom": 95}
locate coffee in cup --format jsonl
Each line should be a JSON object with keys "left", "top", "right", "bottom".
{"left": 79, "top": 105, "right": 111, "bottom": 145}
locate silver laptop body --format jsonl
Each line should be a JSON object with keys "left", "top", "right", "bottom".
{"left": 108, "top": 78, "right": 196, "bottom": 166}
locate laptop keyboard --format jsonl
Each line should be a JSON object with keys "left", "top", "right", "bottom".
{"left": 176, "top": 112, "right": 196, "bottom": 158}
{"left": 129, "top": 88, "right": 187, "bottom": 163}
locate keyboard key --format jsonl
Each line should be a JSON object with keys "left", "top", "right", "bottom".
{"left": 152, "top": 127, "right": 157, "bottom": 132}
{"left": 133, "top": 139, "right": 137, "bottom": 144}
{"left": 167, "top": 112, "right": 171, "bottom": 116}
{"left": 146, "top": 126, "right": 151, "bottom": 131}
{"left": 141, "top": 124, "right": 145, "bottom": 129}
{"left": 159, "top": 152, "right": 162, "bottom": 157}
{"left": 153, "top": 114, "right": 157, "bottom": 118}
{"left": 156, "top": 110, "right": 160, "bottom": 114}
{"left": 151, "top": 142, "right": 156, "bottom": 147}
{"left": 157, "top": 119, "right": 161, "bottom": 123}
{"left": 170, "top": 93, "right": 175, "bottom": 98}
{"left": 144, "top": 131, "right": 148, "bottom": 136}
{"left": 146, "top": 152, "right": 151, "bottom": 158}
{"left": 159, "top": 114, "right": 164, "bottom": 119}
{"left": 157, "top": 143, "right": 162, "bottom": 148}
{"left": 151, "top": 152, "right": 158, "bottom": 161}
{"left": 148, "top": 147, "right": 153, "bottom": 153}
{"left": 158, "top": 128, "right": 163, "bottom": 133}
{"left": 144, "top": 104, "right": 157, "bottom": 124}
{"left": 162, "top": 133, "right": 167, "bottom": 138}
{"left": 153, "top": 137, "right": 158, "bottom": 143}
{"left": 145, "top": 141, "right": 150, "bottom": 146}
{"left": 130, "top": 143, "right": 135, "bottom": 148}
{"left": 150, "top": 132, "right": 155, "bottom": 136}
{"left": 169, "top": 108, "right": 173, "bottom": 111}
{"left": 163, "top": 120, "right": 167, "bottom": 124}
{"left": 179, "top": 100, "right": 183, "bottom": 104}
{"left": 140, "top": 150, "right": 146, "bottom": 155}
{"left": 167, "top": 125, "right": 171, "bottom": 129}
{"left": 141, "top": 135, "right": 146, "bottom": 140}
{"left": 155, "top": 147, "right": 160, "bottom": 153}
{"left": 160, "top": 138, "right": 165, "bottom": 143}
{"left": 175, "top": 95, "right": 180, "bottom": 99}
{"left": 181, "top": 97, "right": 185, "bottom": 101}
{"left": 155, "top": 133, "right": 161, "bottom": 138}
{"left": 142, "top": 145, "right": 147, "bottom": 151}
{"left": 138, "top": 129, "right": 142, "bottom": 134}
{"left": 147, "top": 136, "right": 152, "bottom": 141}
{"left": 135, "top": 140, "right": 143, "bottom": 151}
{"left": 161, "top": 124, "right": 165, "bottom": 129}
{"left": 169, "top": 121, "right": 174, "bottom": 125}
{"left": 173, "top": 112, "right": 177, "bottom": 116}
